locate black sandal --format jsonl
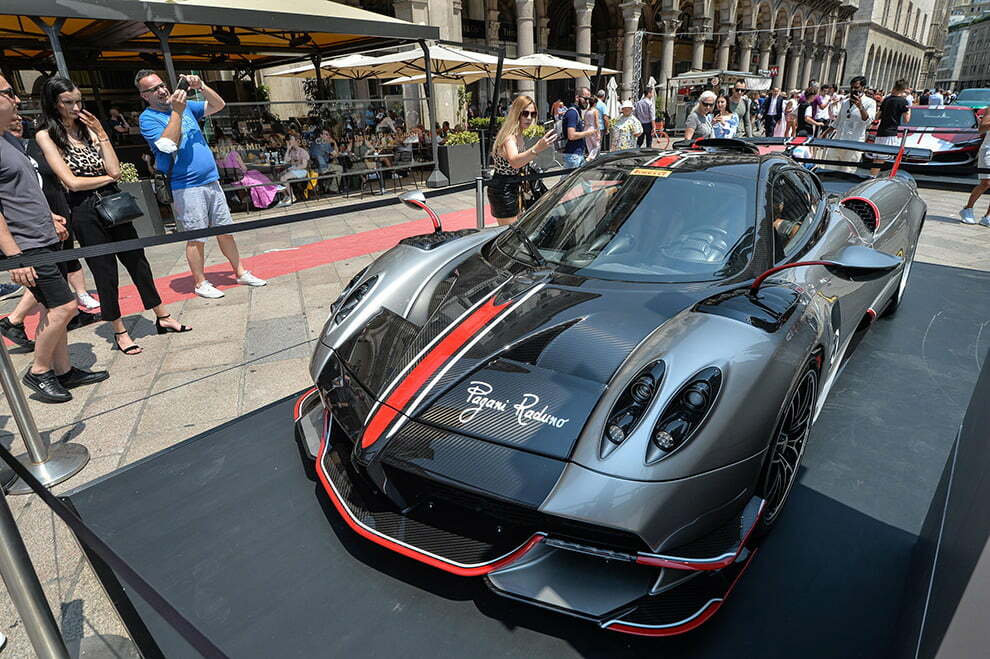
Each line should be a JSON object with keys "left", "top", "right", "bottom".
{"left": 113, "top": 331, "right": 142, "bottom": 355}
{"left": 155, "top": 314, "right": 192, "bottom": 335}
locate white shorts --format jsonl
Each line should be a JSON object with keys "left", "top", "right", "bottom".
{"left": 172, "top": 181, "right": 234, "bottom": 244}
{"left": 980, "top": 147, "right": 989, "bottom": 181}
{"left": 869, "top": 135, "right": 901, "bottom": 161}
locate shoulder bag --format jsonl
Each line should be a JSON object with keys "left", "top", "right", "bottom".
{"left": 93, "top": 186, "right": 143, "bottom": 227}
{"left": 152, "top": 153, "right": 176, "bottom": 205}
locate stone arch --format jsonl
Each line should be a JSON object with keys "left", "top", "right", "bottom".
{"left": 789, "top": 10, "right": 805, "bottom": 42}
{"left": 865, "top": 45, "right": 875, "bottom": 85}
{"left": 736, "top": 0, "right": 755, "bottom": 30}
{"left": 755, "top": 0, "right": 772, "bottom": 29}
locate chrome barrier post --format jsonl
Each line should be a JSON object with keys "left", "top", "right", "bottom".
{"left": 0, "top": 344, "right": 89, "bottom": 495}
{"left": 475, "top": 176, "right": 485, "bottom": 229}
{"left": 0, "top": 488, "right": 69, "bottom": 658}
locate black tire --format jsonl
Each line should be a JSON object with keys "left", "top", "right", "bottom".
{"left": 885, "top": 217, "right": 924, "bottom": 317}
{"left": 754, "top": 361, "right": 819, "bottom": 537}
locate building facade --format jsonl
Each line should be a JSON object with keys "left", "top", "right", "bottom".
{"left": 935, "top": 13, "right": 990, "bottom": 88}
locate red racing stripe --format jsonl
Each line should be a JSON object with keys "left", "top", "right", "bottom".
{"left": 650, "top": 154, "right": 682, "bottom": 168}
{"left": 360, "top": 295, "right": 512, "bottom": 448}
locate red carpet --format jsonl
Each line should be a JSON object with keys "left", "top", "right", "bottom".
{"left": 4, "top": 204, "right": 497, "bottom": 345}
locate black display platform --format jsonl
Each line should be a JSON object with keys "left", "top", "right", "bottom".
{"left": 63, "top": 262, "right": 990, "bottom": 659}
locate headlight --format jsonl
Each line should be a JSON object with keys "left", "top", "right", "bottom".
{"left": 333, "top": 275, "right": 378, "bottom": 324}
{"left": 646, "top": 367, "right": 721, "bottom": 463}
{"left": 600, "top": 360, "right": 665, "bottom": 458}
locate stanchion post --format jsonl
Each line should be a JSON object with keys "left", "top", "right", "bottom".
{"left": 0, "top": 344, "right": 89, "bottom": 495}
{"left": 475, "top": 176, "right": 485, "bottom": 229}
{"left": 0, "top": 489, "right": 69, "bottom": 658}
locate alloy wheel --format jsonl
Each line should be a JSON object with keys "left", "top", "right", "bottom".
{"left": 761, "top": 367, "right": 818, "bottom": 527}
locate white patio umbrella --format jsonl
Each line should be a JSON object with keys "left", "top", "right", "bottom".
{"left": 606, "top": 76, "right": 620, "bottom": 116}
{"left": 326, "top": 44, "right": 520, "bottom": 80}
{"left": 495, "top": 53, "right": 618, "bottom": 81}
{"left": 271, "top": 53, "right": 389, "bottom": 80}
{"left": 383, "top": 68, "right": 530, "bottom": 86}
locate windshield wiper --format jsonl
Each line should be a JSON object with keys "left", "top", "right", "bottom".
{"left": 506, "top": 223, "right": 548, "bottom": 268}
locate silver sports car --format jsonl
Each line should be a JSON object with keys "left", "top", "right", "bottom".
{"left": 294, "top": 138, "right": 929, "bottom": 635}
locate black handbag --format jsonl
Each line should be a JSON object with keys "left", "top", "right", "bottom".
{"left": 93, "top": 187, "right": 143, "bottom": 227}
{"left": 520, "top": 165, "right": 548, "bottom": 211}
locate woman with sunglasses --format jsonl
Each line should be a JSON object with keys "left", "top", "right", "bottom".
{"left": 683, "top": 91, "right": 716, "bottom": 141}
{"left": 487, "top": 95, "right": 557, "bottom": 226}
{"left": 35, "top": 77, "right": 190, "bottom": 356}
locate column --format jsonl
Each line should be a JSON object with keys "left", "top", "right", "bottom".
{"left": 716, "top": 21, "right": 735, "bottom": 70}
{"left": 394, "top": 0, "right": 432, "bottom": 130}
{"left": 516, "top": 0, "right": 536, "bottom": 97}
{"left": 620, "top": 0, "right": 644, "bottom": 98}
{"left": 659, "top": 11, "right": 681, "bottom": 89}
{"left": 800, "top": 42, "right": 815, "bottom": 87}
{"left": 486, "top": 0, "right": 500, "bottom": 44}
{"left": 775, "top": 36, "right": 790, "bottom": 89}
{"left": 536, "top": 0, "right": 550, "bottom": 112}
{"left": 574, "top": 0, "right": 596, "bottom": 89}
{"left": 736, "top": 33, "right": 755, "bottom": 73}
{"left": 786, "top": 40, "right": 800, "bottom": 90}
{"left": 818, "top": 45, "right": 834, "bottom": 83}
{"left": 757, "top": 33, "right": 774, "bottom": 74}
{"left": 691, "top": 17, "right": 713, "bottom": 70}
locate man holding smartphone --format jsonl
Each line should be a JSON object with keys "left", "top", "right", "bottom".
{"left": 137, "top": 70, "right": 266, "bottom": 298}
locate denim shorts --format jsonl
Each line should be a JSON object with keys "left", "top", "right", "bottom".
{"left": 561, "top": 153, "right": 585, "bottom": 169}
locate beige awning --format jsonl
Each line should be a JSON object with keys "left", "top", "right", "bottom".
{"left": 1, "top": 0, "right": 438, "bottom": 72}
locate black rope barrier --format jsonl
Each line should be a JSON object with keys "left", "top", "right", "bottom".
{"left": 0, "top": 181, "right": 475, "bottom": 273}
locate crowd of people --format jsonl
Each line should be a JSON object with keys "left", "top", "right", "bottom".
{"left": 0, "top": 70, "right": 272, "bottom": 403}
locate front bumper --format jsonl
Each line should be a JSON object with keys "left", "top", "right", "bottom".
{"left": 294, "top": 389, "right": 764, "bottom": 636}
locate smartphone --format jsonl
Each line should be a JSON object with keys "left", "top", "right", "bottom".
{"left": 176, "top": 77, "right": 190, "bottom": 92}
{"left": 542, "top": 120, "right": 555, "bottom": 131}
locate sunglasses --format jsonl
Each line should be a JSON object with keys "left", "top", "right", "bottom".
{"left": 734, "top": 88, "right": 746, "bottom": 93}
{"left": 0, "top": 87, "right": 17, "bottom": 100}
{"left": 140, "top": 82, "right": 168, "bottom": 95}
{"left": 520, "top": 110, "right": 537, "bottom": 118}
{"left": 701, "top": 101, "right": 714, "bottom": 107}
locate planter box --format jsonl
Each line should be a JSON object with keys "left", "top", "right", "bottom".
{"left": 438, "top": 143, "right": 482, "bottom": 185}
{"left": 119, "top": 180, "right": 166, "bottom": 237}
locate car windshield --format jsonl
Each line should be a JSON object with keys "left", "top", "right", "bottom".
{"left": 956, "top": 89, "right": 990, "bottom": 103}
{"left": 499, "top": 161, "right": 756, "bottom": 283}
{"left": 904, "top": 108, "right": 977, "bottom": 128}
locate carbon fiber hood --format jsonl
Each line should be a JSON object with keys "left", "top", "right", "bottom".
{"left": 332, "top": 252, "right": 718, "bottom": 460}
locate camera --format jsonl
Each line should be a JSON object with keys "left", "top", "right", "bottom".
{"left": 176, "top": 76, "right": 190, "bottom": 92}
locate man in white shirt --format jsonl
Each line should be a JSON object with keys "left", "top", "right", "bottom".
{"left": 825, "top": 76, "right": 877, "bottom": 174}
{"left": 928, "top": 89, "right": 944, "bottom": 106}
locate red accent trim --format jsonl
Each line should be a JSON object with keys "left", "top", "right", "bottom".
{"left": 635, "top": 501, "right": 764, "bottom": 571}
{"left": 867, "top": 308, "right": 877, "bottom": 322}
{"left": 841, "top": 196, "right": 881, "bottom": 232}
{"left": 890, "top": 131, "right": 908, "bottom": 177}
{"left": 751, "top": 261, "right": 835, "bottom": 293}
{"left": 788, "top": 136, "right": 809, "bottom": 145}
{"left": 606, "top": 549, "right": 759, "bottom": 637}
{"left": 293, "top": 387, "right": 319, "bottom": 422}
{"left": 360, "top": 295, "right": 512, "bottom": 448}
{"left": 651, "top": 155, "right": 681, "bottom": 168}
{"left": 407, "top": 198, "right": 442, "bottom": 233}
{"left": 315, "top": 433, "right": 545, "bottom": 575}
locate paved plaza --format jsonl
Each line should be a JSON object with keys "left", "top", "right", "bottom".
{"left": 0, "top": 180, "right": 987, "bottom": 657}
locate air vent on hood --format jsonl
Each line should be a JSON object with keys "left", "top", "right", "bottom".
{"left": 502, "top": 320, "right": 580, "bottom": 365}
{"left": 841, "top": 196, "right": 879, "bottom": 232}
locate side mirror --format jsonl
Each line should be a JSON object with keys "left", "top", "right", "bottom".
{"left": 750, "top": 245, "right": 902, "bottom": 294}
{"left": 399, "top": 190, "right": 442, "bottom": 233}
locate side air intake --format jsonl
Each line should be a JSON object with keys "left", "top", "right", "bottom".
{"left": 841, "top": 196, "right": 880, "bottom": 232}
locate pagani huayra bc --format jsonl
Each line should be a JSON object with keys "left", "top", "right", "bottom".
{"left": 295, "top": 137, "right": 930, "bottom": 635}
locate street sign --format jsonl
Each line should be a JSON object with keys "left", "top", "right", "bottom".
{"left": 757, "top": 69, "right": 770, "bottom": 76}
{"left": 769, "top": 66, "right": 779, "bottom": 77}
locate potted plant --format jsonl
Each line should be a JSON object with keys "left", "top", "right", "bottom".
{"left": 117, "top": 162, "right": 166, "bottom": 237}
{"left": 438, "top": 130, "right": 482, "bottom": 185}
{"left": 522, "top": 123, "right": 557, "bottom": 170}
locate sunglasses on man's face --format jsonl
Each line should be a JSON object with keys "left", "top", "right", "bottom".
{"left": 701, "top": 101, "right": 714, "bottom": 107}
{"left": 520, "top": 110, "right": 537, "bottom": 118}
{"left": 734, "top": 88, "right": 746, "bottom": 93}
{"left": 0, "top": 87, "right": 17, "bottom": 101}
{"left": 141, "top": 83, "right": 168, "bottom": 95}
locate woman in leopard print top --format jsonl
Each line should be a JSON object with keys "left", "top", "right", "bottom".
{"left": 36, "top": 77, "right": 190, "bottom": 356}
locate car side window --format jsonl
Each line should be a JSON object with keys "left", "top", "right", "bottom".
{"left": 770, "top": 170, "right": 814, "bottom": 261}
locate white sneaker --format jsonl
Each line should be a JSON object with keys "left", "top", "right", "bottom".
{"left": 961, "top": 208, "right": 977, "bottom": 224}
{"left": 194, "top": 281, "right": 225, "bottom": 299}
{"left": 981, "top": 216, "right": 990, "bottom": 228}
{"left": 77, "top": 292, "right": 100, "bottom": 309}
{"left": 236, "top": 271, "right": 267, "bottom": 287}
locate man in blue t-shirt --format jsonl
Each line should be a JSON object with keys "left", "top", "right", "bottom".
{"left": 563, "top": 87, "right": 597, "bottom": 169}
{"left": 137, "top": 70, "right": 267, "bottom": 298}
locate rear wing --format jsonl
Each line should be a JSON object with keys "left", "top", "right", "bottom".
{"left": 739, "top": 136, "right": 933, "bottom": 162}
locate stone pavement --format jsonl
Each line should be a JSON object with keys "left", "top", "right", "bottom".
{"left": 0, "top": 181, "right": 986, "bottom": 657}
